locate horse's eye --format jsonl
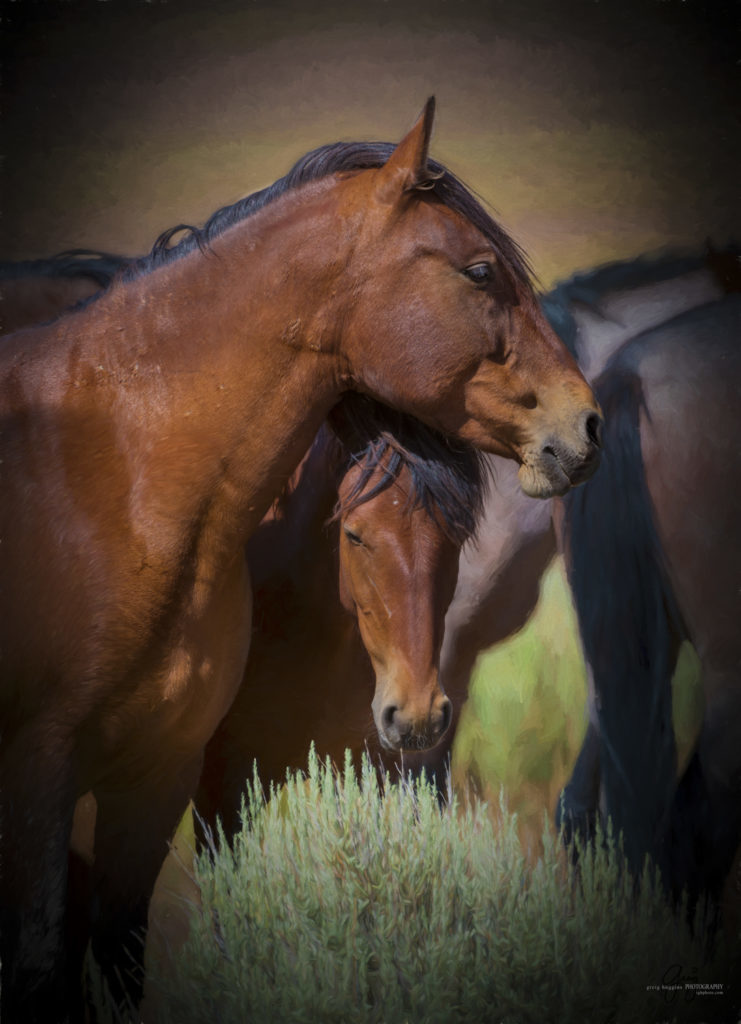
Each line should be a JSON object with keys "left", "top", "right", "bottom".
{"left": 464, "top": 262, "right": 494, "bottom": 286}
{"left": 343, "top": 527, "right": 363, "bottom": 546}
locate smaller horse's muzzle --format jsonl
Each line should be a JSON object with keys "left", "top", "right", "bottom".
{"left": 375, "top": 690, "right": 452, "bottom": 752}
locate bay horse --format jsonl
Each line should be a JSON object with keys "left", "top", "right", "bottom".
{"left": 0, "top": 243, "right": 487, "bottom": 1002}
{"left": 0, "top": 98, "right": 601, "bottom": 1021}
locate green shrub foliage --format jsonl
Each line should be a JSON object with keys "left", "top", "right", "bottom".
{"left": 139, "top": 750, "right": 738, "bottom": 1024}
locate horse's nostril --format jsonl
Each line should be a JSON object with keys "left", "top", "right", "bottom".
{"left": 585, "top": 412, "right": 603, "bottom": 449}
{"left": 439, "top": 698, "right": 452, "bottom": 735}
{"left": 381, "top": 705, "right": 398, "bottom": 732}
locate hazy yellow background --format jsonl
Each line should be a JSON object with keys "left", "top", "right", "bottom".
{"left": 4, "top": 0, "right": 739, "bottom": 287}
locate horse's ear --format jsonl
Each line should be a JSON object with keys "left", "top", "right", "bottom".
{"left": 376, "top": 97, "right": 436, "bottom": 202}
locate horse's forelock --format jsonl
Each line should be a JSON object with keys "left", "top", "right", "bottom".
{"left": 327, "top": 395, "right": 489, "bottom": 547}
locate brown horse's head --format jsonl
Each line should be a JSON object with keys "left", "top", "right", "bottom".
{"left": 330, "top": 398, "right": 486, "bottom": 752}
{"left": 333, "top": 99, "right": 602, "bottom": 498}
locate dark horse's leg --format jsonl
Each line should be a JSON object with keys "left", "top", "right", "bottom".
{"left": 666, "top": 672, "right": 741, "bottom": 928}
{"left": 87, "top": 753, "right": 203, "bottom": 1013}
{"left": 0, "top": 720, "right": 76, "bottom": 1023}
{"left": 556, "top": 719, "right": 601, "bottom": 852}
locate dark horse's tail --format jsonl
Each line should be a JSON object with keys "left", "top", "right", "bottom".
{"left": 563, "top": 365, "right": 686, "bottom": 883}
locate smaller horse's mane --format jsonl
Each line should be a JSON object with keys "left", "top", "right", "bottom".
{"left": 120, "top": 141, "right": 533, "bottom": 290}
{"left": 541, "top": 243, "right": 737, "bottom": 357}
{"left": 0, "top": 250, "right": 131, "bottom": 288}
{"left": 326, "top": 394, "right": 490, "bottom": 547}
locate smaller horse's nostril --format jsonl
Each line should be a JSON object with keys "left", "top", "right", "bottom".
{"left": 439, "top": 698, "right": 452, "bottom": 736}
{"left": 585, "top": 412, "right": 603, "bottom": 449}
{"left": 381, "top": 705, "right": 398, "bottom": 732}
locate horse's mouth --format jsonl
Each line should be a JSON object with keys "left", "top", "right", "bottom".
{"left": 377, "top": 731, "right": 442, "bottom": 753}
{"left": 518, "top": 443, "right": 600, "bottom": 498}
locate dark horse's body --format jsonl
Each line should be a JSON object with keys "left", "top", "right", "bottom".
{"left": 561, "top": 295, "right": 741, "bottom": 916}
{"left": 0, "top": 101, "right": 600, "bottom": 1020}
{"left": 440, "top": 250, "right": 741, "bottom": 921}
{"left": 0, "top": 250, "right": 129, "bottom": 334}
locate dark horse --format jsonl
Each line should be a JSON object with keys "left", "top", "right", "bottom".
{"left": 560, "top": 293, "right": 741, "bottom": 920}
{"left": 0, "top": 99, "right": 601, "bottom": 1021}
{"left": 0, "top": 250, "right": 130, "bottom": 335}
{"left": 437, "top": 251, "right": 741, "bottom": 926}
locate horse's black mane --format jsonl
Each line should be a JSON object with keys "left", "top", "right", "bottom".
{"left": 326, "top": 393, "right": 489, "bottom": 547}
{"left": 122, "top": 140, "right": 533, "bottom": 288}
{"left": 0, "top": 249, "right": 131, "bottom": 288}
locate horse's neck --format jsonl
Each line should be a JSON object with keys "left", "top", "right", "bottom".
{"left": 573, "top": 266, "right": 724, "bottom": 382}
{"left": 92, "top": 207, "right": 347, "bottom": 545}
{"left": 2, "top": 194, "right": 352, "bottom": 596}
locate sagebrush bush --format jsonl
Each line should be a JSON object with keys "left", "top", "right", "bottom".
{"left": 127, "top": 749, "right": 739, "bottom": 1024}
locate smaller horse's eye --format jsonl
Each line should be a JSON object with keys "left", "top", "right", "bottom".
{"left": 464, "top": 262, "right": 494, "bottom": 286}
{"left": 344, "top": 527, "right": 363, "bottom": 546}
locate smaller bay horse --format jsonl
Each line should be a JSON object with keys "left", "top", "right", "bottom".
{"left": 195, "top": 396, "right": 487, "bottom": 843}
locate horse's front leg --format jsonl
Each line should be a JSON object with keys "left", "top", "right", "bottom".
{"left": 89, "top": 753, "right": 204, "bottom": 1013}
{"left": 0, "top": 718, "right": 76, "bottom": 1023}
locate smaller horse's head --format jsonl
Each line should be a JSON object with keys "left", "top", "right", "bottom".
{"left": 337, "top": 466, "right": 456, "bottom": 751}
{"left": 330, "top": 399, "right": 486, "bottom": 752}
